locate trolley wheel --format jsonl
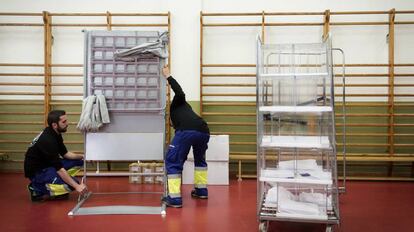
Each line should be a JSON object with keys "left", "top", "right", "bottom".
{"left": 325, "top": 225, "right": 333, "bottom": 232}
{"left": 259, "top": 221, "right": 268, "bottom": 232}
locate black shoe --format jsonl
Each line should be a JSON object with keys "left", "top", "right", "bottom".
{"left": 191, "top": 188, "right": 208, "bottom": 199}
{"left": 161, "top": 196, "right": 182, "bottom": 208}
{"left": 49, "top": 193, "right": 69, "bottom": 201}
{"left": 27, "top": 184, "right": 44, "bottom": 202}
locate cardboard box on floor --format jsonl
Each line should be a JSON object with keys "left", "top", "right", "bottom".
{"left": 182, "top": 135, "right": 229, "bottom": 185}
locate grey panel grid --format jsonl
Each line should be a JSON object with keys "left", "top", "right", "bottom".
{"left": 88, "top": 31, "right": 165, "bottom": 112}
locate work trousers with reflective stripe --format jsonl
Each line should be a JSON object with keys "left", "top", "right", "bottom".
{"left": 30, "top": 159, "right": 83, "bottom": 196}
{"left": 166, "top": 130, "right": 210, "bottom": 198}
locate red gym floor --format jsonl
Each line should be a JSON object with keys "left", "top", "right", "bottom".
{"left": 0, "top": 173, "right": 413, "bottom": 232}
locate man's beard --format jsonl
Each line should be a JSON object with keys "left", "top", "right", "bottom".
{"left": 57, "top": 125, "right": 67, "bottom": 133}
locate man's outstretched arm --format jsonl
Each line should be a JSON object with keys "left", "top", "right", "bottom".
{"left": 162, "top": 65, "right": 185, "bottom": 104}
{"left": 63, "top": 151, "right": 84, "bottom": 160}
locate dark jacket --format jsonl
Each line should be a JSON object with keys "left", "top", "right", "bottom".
{"left": 24, "top": 127, "right": 68, "bottom": 178}
{"left": 167, "top": 76, "right": 209, "bottom": 134}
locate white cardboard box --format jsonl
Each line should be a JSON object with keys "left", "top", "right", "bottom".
{"left": 182, "top": 135, "right": 229, "bottom": 185}
{"left": 187, "top": 135, "right": 229, "bottom": 161}
{"left": 183, "top": 160, "right": 229, "bottom": 185}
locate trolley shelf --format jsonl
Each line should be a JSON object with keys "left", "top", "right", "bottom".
{"left": 259, "top": 106, "right": 332, "bottom": 113}
{"left": 259, "top": 176, "right": 332, "bottom": 185}
{"left": 260, "top": 198, "right": 337, "bottom": 223}
{"left": 276, "top": 212, "right": 328, "bottom": 221}
{"left": 261, "top": 135, "right": 331, "bottom": 149}
{"left": 259, "top": 72, "right": 328, "bottom": 78}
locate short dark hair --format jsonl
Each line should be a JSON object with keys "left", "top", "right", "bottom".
{"left": 47, "top": 110, "right": 66, "bottom": 127}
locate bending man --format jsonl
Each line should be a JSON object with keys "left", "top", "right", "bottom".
{"left": 24, "top": 110, "right": 87, "bottom": 202}
{"left": 162, "top": 66, "right": 210, "bottom": 208}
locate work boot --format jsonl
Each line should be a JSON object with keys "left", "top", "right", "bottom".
{"left": 191, "top": 188, "right": 208, "bottom": 199}
{"left": 162, "top": 196, "right": 182, "bottom": 208}
{"left": 27, "top": 184, "right": 44, "bottom": 202}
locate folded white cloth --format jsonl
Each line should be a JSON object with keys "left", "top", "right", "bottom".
{"left": 299, "top": 192, "right": 332, "bottom": 208}
{"left": 279, "top": 199, "right": 321, "bottom": 216}
{"left": 265, "top": 187, "right": 330, "bottom": 216}
{"left": 261, "top": 167, "right": 331, "bottom": 182}
{"left": 114, "top": 31, "right": 169, "bottom": 60}
{"left": 96, "top": 94, "right": 110, "bottom": 123}
{"left": 264, "top": 186, "right": 295, "bottom": 207}
{"left": 77, "top": 94, "right": 110, "bottom": 132}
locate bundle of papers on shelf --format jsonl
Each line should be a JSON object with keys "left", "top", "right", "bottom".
{"left": 264, "top": 186, "right": 295, "bottom": 207}
{"left": 264, "top": 186, "right": 330, "bottom": 216}
{"left": 299, "top": 191, "right": 332, "bottom": 209}
{"left": 261, "top": 159, "right": 332, "bottom": 181}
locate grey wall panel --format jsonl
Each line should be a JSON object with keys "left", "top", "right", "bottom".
{"left": 99, "top": 113, "right": 165, "bottom": 133}
{"left": 85, "top": 133, "right": 164, "bottom": 160}
{"left": 83, "top": 30, "right": 168, "bottom": 161}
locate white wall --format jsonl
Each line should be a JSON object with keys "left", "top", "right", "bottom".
{"left": 1, "top": 0, "right": 413, "bottom": 101}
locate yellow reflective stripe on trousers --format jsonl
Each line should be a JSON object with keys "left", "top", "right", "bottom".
{"left": 167, "top": 176, "right": 181, "bottom": 198}
{"left": 46, "top": 184, "right": 70, "bottom": 196}
{"left": 67, "top": 166, "right": 81, "bottom": 177}
{"left": 194, "top": 169, "right": 207, "bottom": 187}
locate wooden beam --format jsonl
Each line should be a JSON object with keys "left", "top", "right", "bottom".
{"left": 388, "top": 8, "right": 396, "bottom": 176}
{"left": 202, "top": 112, "right": 255, "bottom": 116}
{"left": 202, "top": 12, "right": 262, "bottom": 16}
{"left": 202, "top": 73, "right": 255, "bottom": 77}
{"left": 49, "top": 23, "right": 168, "bottom": 27}
{"left": 203, "top": 64, "right": 255, "bottom": 67}
{"left": 0, "top": 23, "right": 43, "bottom": 27}
{"left": 0, "top": 121, "right": 43, "bottom": 125}
{"left": 0, "top": 12, "right": 43, "bottom": 16}
{"left": 50, "top": 101, "right": 81, "bottom": 106}
{"left": 167, "top": 11, "right": 172, "bottom": 143}
{"left": 0, "top": 101, "right": 43, "bottom": 105}
{"left": 0, "top": 73, "right": 43, "bottom": 76}
{"left": 203, "top": 83, "right": 255, "bottom": 87}
{"left": 0, "top": 130, "right": 81, "bottom": 135}
{"left": 49, "top": 12, "right": 168, "bottom": 16}
{"left": 261, "top": 11, "right": 265, "bottom": 43}
{"left": 200, "top": 11, "right": 204, "bottom": 115}
{"left": 106, "top": 11, "right": 112, "bottom": 31}
{"left": 203, "top": 23, "right": 261, "bottom": 27}
{"left": 0, "top": 63, "right": 43, "bottom": 67}
{"left": 51, "top": 73, "right": 83, "bottom": 77}
{"left": 49, "top": 64, "right": 82, "bottom": 67}
{"left": 0, "top": 83, "right": 43, "bottom": 86}
{"left": 202, "top": 102, "right": 255, "bottom": 106}
{"left": 323, "top": 10, "right": 330, "bottom": 40}
{"left": 50, "top": 83, "right": 83, "bottom": 86}
{"left": 43, "top": 11, "right": 52, "bottom": 126}
{"left": 0, "top": 92, "right": 43, "bottom": 95}
{"left": 49, "top": 93, "right": 82, "bottom": 96}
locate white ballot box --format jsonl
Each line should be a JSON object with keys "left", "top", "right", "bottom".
{"left": 183, "top": 135, "right": 229, "bottom": 185}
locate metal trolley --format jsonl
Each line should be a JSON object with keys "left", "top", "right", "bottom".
{"left": 256, "top": 35, "right": 346, "bottom": 232}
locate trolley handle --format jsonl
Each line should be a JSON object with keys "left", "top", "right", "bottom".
{"left": 332, "top": 48, "right": 346, "bottom": 194}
